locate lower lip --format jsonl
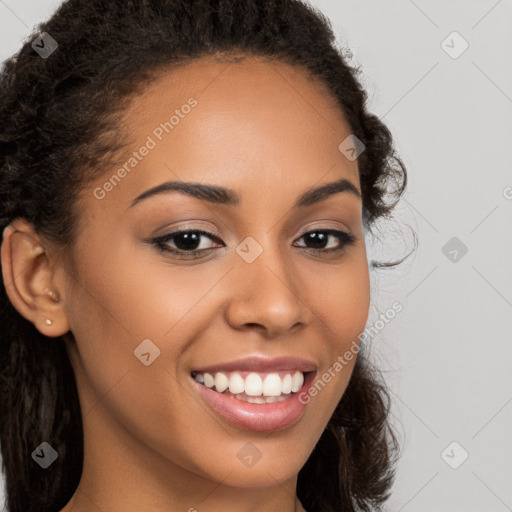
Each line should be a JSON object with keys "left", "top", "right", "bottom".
{"left": 191, "top": 372, "right": 315, "bottom": 432}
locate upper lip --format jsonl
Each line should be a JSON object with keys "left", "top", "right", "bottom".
{"left": 191, "top": 355, "right": 318, "bottom": 374}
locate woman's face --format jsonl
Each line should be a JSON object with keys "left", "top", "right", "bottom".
{"left": 60, "top": 57, "right": 370, "bottom": 492}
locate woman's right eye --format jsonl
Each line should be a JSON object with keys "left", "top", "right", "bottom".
{"left": 150, "top": 229, "right": 223, "bottom": 259}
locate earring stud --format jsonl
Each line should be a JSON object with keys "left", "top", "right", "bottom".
{"left": 44, "top": 318, "right": 53, "bottom": 326}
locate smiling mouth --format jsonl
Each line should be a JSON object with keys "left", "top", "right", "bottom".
{"left": 190, "top": 369, "right": 312, "bottom": 404}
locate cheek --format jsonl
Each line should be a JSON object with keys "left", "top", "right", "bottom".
{"left": 64, "top": 251, "right": 222, "bottom": 471}
{"left": 64, "top": 241, "right": 233, "bottom": 410}
{"left": 68, "top": 241, "right": 212, "bottom": 343}
{"left": 62, "top": 246, "right": 182, "bottom": 409}
{"left": 314, "top": 255, "right": 371, "bottom": 345}
{"left": 305, "top": 255, "right": 370, "bottom": 406}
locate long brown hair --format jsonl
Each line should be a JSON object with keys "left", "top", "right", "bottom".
{"left": 0, "top": 1, "right": 410, "bottom": 510}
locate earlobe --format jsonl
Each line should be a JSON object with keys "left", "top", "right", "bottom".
{"left": 1, "top": 218, "right": 70, "bottom": 337}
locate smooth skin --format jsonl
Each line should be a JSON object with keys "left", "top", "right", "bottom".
{"left": 1, "top": 57, "right": 370, "bottom": 512}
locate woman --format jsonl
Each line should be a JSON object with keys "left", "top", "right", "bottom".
{"left": 0, "top": 1, "right": 409, "bottom": 511}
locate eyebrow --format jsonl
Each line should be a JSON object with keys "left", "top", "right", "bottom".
{"left": 129, "top": 177, "right": 361, "bottom": 209}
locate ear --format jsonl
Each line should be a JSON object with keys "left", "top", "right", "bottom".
{"left": 1, "top": 218, "right": 70, "bottom": 337}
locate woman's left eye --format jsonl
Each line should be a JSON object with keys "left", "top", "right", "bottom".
{"left": 150, "top": 228, "right": 357, "bottom": 259}
{"left": 294, "top": 229, "right": 357, "bottom": 252}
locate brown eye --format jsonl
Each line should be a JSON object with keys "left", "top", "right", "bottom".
{"left": 294, "top": 229, "right": 356, "bottom": 252}
{"left": 151, "top": 229, "right": 223, "bottom": 258}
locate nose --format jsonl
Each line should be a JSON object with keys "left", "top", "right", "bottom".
{"left": 224, "top": 243, "right": 312, "bottom": 337}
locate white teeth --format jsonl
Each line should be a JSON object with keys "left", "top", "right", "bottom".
{"left": 193, "top": 369, "right": 308, "bottom": 397}
{"left": 281, "top": 373, "right": 292, "bottom": 394}
{"left": 203, "top": 373, "right": 214, "bottom": 388}
{"left": 262, "top": 373, "right": 282, "bottom": 396}
{"left": 244, "top": 372, "right": 263, "bottom": 396}
{"left": 291, "top": 371, "right": 304, "bottom": 392}
{"left": 235, "top": 394, "right": 288, "bottom": 404}
{"left": 228, "top": 372, "right": 245, "bottom": 394}
{"left": 214, "top": 372, "right": 229, "bottom": 393}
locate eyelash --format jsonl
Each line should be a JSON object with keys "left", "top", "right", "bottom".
{"left": 150, "top": 227, "right": 357, "bottom": 259}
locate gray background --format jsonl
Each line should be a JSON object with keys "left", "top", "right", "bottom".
{"left": 1, "top": 1, "right": 511, "bottom": 511}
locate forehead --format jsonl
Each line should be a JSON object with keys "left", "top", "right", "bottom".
{"left": 127, "top": 55, "right": 348, "bottom": 124}
{"left": 84, "top": 56, "right": 361, "bottom": 218}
